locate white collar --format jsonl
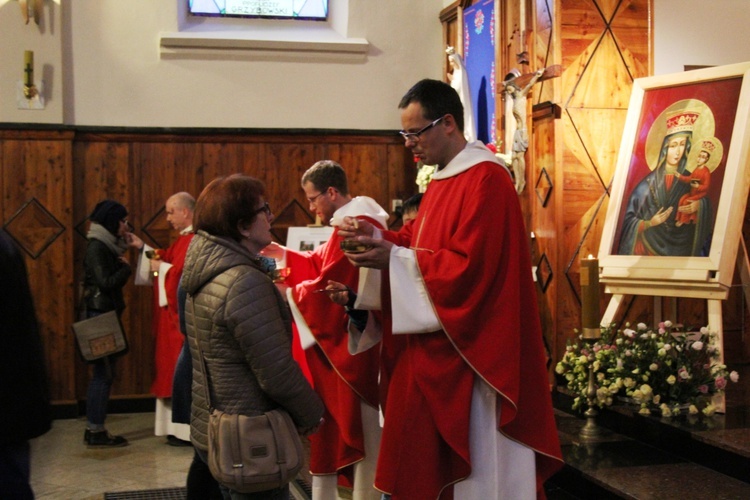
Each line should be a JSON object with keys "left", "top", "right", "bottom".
{"left": 330, "top": 197, "right": 389, "bottom": 228}
{"left": 431, "top": 141, "right": 510, "bottom": 180}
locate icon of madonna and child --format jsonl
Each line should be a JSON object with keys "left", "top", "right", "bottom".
{"left": 615, "top": 99, "right": 726, "bottom": 257}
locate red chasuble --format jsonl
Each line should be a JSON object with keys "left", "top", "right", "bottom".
{"left": 150, "top": 233, "right": 193, "bottom": 398}
{"left": 285, "top": 203, "right": 385, "bottom": 477}
{"left": 376, "top": 155, "right": 563, "bottom": 499}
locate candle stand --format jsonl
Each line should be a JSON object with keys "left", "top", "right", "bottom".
{"left": 18, "top": 50, "right": 45, "bottom": 110}
{"left": 579, "top": 255, "right": 603, "bottom": 441}
{"left": 579, "top": 338, "right": 604, "bottom": 441}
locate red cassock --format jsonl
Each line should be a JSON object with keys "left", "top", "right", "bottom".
{"left": 150, "top": 233, "right": 193, "bottom": 398}
{"left": 375, "top": 160, "right": 563, "bottom": 499}
{"left": 285, "top": 214, "right": 384, "bottom": 480}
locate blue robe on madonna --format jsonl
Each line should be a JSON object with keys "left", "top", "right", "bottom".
{"left": 618, "top": 138, "right": 713, "bottom": 257}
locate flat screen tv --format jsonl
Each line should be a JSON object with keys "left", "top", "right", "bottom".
{"left": 189, "top": 0, "right": 329, "bottom": 21}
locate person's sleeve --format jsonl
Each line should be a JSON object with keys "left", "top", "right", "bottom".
{"left": 156, "top": 261, "right": 175, "bottom": 307}
{"left": 227, "top": 276, "right": 324, "bottom": 428}
{"left": 134, "top": 244, "right": 153, "bottom": 285}
{"left": 388, "top": 246, "right": 441, "bottom": 334}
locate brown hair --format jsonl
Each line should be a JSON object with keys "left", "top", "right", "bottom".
{"left": 301, "top": 160, "right": 349, "bottom": 196}
{"left": 194, "top": 174, "right": 266, "bottom": 242}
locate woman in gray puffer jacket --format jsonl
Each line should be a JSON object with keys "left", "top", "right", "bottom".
{"left": 182, "top": 174, "right": 324, "bottom": 500}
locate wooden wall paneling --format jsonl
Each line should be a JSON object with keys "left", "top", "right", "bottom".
{"left": 134, "top": 141, "right": 204, "bottom": 248}
{"left": 200, "top": 140, "right": 263, "bottom": 203}
{"left": 533, "top": 0, "right": 556, "bottom": 105}
{"left": 2, "top": 132, "right": 75, "bottom": 403}
{"left": 531, "top": 106, "right": 559, "bottom": 374}
{"left": 608, "top": 0, "right": 653, "bottom": 75}
{"left": 73, "top": 139, "right": 147, "bottom": 399}
{"left": 4, "top": 128, "right": 416, "bottom": 410}
{"left": 534, "top": 1, "right": 554, "bottom": 67}
{"left": 261, "top": 140, "right": 328, "bottom": 243}
{"left": 332, "top": 142, "right": 389, "bottom": 206}
{"left": 551, "top": 0, "right": 653, "bottom": 361}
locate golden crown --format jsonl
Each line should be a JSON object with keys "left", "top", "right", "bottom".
{"left": 666, "top": 110, "right": 700, "bottom": 135}
{"left": 700, "top": 139, "right": 716, "bottom": 153}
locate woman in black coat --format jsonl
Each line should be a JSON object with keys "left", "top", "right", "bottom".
{"left": 82, "top": 200, "right": 142, "bottom": 447}
{"left": 0, "top": 229, "right": 51, "bottom": 498}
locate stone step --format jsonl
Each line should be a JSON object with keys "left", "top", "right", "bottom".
{"left": 548, "top": 390, "right": 750, "bottom": 499}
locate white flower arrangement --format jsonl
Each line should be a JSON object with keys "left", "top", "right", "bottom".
{"left": 555, "top": 321, "right": 739, "bottom": 417}
{"left": 416, "top": 163, "right": 436, "bottom": 192}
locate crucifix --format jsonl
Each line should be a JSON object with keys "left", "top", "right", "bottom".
{"left": 500, "top": 65, "right": 560, "bottom": 193}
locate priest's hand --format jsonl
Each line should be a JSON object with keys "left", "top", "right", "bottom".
{"left": 323, "top": 280, "right": 350, "bottom": 306}
{"left": 149, "top": 258, "right": 161, "bottom": 273}
{"left": 343, "top": 237, "right": 393, "bottom": 269}
{"left": 125, "top": 232, "right": 144, "bottom": 250}
{"left": 338, "top": 216, "right": 374, "bottom": 238}
{"left": 260, "top": 241, "right": 285, "bottom": 259}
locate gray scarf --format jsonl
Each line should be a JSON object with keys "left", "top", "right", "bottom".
{"left": 87, "top": 222, "right": 128, "bottom": 256}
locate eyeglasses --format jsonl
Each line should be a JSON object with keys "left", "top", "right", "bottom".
{"left": 254, "top": 202, "right": 272, "bottom": 217}
{"left": 306, "top": 191, "right": 327, "bottom": 205}
{"left": 399, "top": 116, "right": 445, "bottom": 142}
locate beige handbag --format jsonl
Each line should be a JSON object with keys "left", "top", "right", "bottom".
{"left": 207, "top": 408, "right": 303, "bottom": 493}
{"left": 72, "top": 310, "right": 128, "bottom": 361}
{"left": 194, "top": 312, "right": 303, "bottom": 493}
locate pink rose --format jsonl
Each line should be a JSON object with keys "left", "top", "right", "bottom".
{"left": 715, "top": 376, "right": 727, "bottom": 390}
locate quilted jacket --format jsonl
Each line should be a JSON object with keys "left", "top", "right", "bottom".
{"left": 181, "top": 230, "right": 324, "bottom": 450}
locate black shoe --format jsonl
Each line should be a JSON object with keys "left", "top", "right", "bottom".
{"left": 166, "top": 434, "right": 191, "bottom": 447}
{"left": 87, "top": 430, "right": 128, "bottom": 448}
{"left": 83, "top": 429, "right": 90, "bottom": 443}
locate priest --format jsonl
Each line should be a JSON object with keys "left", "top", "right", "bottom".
{"left": 340, "top": 79, "right": 563, "bottom": 499}
{"left": 262, "top": 160, "right": 389, "bottom": 500}
{"left": 136, "top": 192, "right": 195, "bottom": 445}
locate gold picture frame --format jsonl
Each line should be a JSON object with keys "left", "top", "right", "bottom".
{"left": 599, "top": 62, "right": 750, "bottom": 299}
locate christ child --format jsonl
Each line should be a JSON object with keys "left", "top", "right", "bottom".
{"left": 674, "top": 142, "right": 713, "bottom": 227}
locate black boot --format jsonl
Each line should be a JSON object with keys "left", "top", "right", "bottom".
{"left": 167, "top": 434, "right": 191, "bottom": 447}
{"left": 86, "top": 429, "right": 128, "bottom": 448}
